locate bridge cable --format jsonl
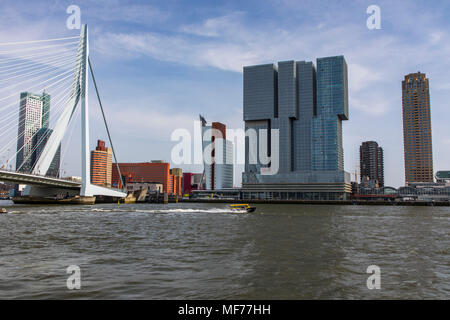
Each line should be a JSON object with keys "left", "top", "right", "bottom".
{"left": 0, "top": 37, "right": 79, "bottom": 174}
{"left": 59, "top": 105, "right": 81, "bottom": 177}
{"left": 0, "top": 36, "right": 79, "bottom": 46}
{"left": 88, "top": 58, "right": 126, "bottom": 191}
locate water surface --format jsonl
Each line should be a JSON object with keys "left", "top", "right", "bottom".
{"left": 0, "top": 200, "right": 448, "bottom": 299}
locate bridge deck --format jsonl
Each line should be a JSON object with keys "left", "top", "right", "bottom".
{"left": 0, "top": 169, "right": 81, "bottom": 189}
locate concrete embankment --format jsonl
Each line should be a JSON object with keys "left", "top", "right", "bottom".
{"left": 11, "top": 196, "right": 96, "bottom": 205}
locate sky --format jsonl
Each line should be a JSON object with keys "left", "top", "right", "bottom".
{"left": 0, "top": 0, "right": 449, "bottom": 188}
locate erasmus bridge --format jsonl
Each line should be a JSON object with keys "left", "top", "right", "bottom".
{"left": 0, "top": 25, "right": 127, "bottom": 201}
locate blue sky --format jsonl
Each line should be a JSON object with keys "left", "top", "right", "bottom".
{"left": 1, "top": 0, "right": 449, "bottom": 187}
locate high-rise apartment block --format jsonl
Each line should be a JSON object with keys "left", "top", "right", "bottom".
{"left": 242, "top": 56, "right": 351, "bottom": 200}
{"left": 16, "top": 91, "right": 60, "bottom": 176}
{"left": 91, "top": 140, "right": 113, "bottom": 187}
{"left": 402, "top": 72, "right": 433, "bottom": 184}
{"left": 200, "top": 116, "right": 234, "bottom": 190}
{"left": 169, "top": 168, "right": 183, "bottom": 196}
{"left": 360, "top": 141, "right": 384, "bottom": 187}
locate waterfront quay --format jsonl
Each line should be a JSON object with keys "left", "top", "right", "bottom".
{"left": 183, "top": 198, "right": 450, "bottom": 206}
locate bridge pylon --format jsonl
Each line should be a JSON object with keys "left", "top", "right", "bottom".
{"left": 26, "top": 25, "right": 126, "bottom": 199}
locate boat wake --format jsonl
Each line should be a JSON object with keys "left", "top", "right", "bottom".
{"left": 134, "top": 208, "right": 245, "bottom": 214}
{"left": 1, "top": 207, "right": 251, "bottom": 216}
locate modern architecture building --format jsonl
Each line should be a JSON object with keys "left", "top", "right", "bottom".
{"left": 90, "top": 140, "right": 113, "bottom": 187}
{"left": 16, "top": 91, "right": 54, "bottom": 174}
{"left": 169, "top": 168, "right": 183, "bottom": 196}
{"left": 313, "top": 57, "right": 349, "bottom": 171}
{"left": 0, "top": 190, "right": 9, "bottom": 199}
{"left": 402, "top": 72, "right": 434, "bottom": 184}
{"left": 436, "top": 171, "right": 450, "bottom": 183}
{"left": 0, "top": 182, "right": 13, "bottom": 199}
{"left": 111, "top": 161, "right": 182, "bottom": 196}
{"left": 200, "top": 116, "right": 234, "bottom": 190}
{"left": 242, "top": 56, "right": 351, "bottom": 200}
{"left": 182, "top": 172, "right": 203, "bottom": 195}
{"left": 360, "top": 141, "right": 384, "bottom": 187}
{"left": 398, "top": 182, "right": 450, "bottom": 201}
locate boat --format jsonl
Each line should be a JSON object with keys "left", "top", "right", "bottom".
{"left": 0, "top": 208, "right": 7, "bottom": 214}
{"left": 230, "top": 204, "right": 256, "bottom": 213}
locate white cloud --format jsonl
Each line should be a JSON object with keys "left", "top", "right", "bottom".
{"left": 429, "top": 31, "right": 443, "bottom": 45}
{"left": 348, "top": 63, "right": 383, "bottom": 92}
{"left": 95, "top": 30, "right": 262, "bottom": 72}
{"left": 117, "top": 109, "right": 194, "bottom": 138}
{"left": 349, "top": 97, "right": 390, "bottom": 116}
{"left": 87, "top": 3, "right": 169, "bottom": 24}
{"left": 179, "top": 12, "right": 244, "bottom": 37}
{"left": 91, "top": 13, "right": 450, "bottom": 125}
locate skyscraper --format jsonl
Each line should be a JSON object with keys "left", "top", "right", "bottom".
{"left": 16, "top": 91, "right": 57, "bottom": 174}
{"left": 313, "top": 56, "right": 349, "bottom": 171}
{"left": 200, "top": 116, "right": 234, "bottom": 190}
{"left": 360, "top": 141, "right": 384, "bottom": 187}
{"left": 41, "top": 92, "right": 50, "bottom": 129}
{"left": 242, "top": 56, "right": 351, "bottom": 200}
{"left": 32, "top": 128, "right": 61, "bottom": 177}
{"left": 402, "top": 72, "right": 433, "bottom": 184}
{"left": 91, "top": 140, "right": 113, "bottom": 187}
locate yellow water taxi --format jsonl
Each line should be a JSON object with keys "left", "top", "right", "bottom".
{"left": 230, "top": 204, "right": 256, "bottom": 213}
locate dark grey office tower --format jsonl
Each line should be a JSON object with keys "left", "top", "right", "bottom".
{"left": 32, "top": 128, "right": 61, "bottom": 177}
{"left": 242, "top": 56, "right": 351, "bottom": 201}
{"left": 377, "top": 147, "right": 384, "bottom": 187}
{"left": 360, "top": 141, "right": 384, "bottom": 187}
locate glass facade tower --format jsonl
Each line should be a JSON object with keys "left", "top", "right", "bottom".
{"left": 242, "top": 56, "right": 351, "bottom": 200}
{"left": 313, "top": 56, "right": 348, "bottom": 171}
{"left": 16, "top": 92, "right": 47, "bottom": 173}
{"left": 16, "top": 91, "right": 60, "bottom": 176}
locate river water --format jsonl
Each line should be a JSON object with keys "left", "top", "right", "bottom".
{"left": 0, "top": 200, "right": 448, "bottom": 299}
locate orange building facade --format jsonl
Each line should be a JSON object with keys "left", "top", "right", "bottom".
{"left": 111, "top": 162, "right": 182, "bottom": 196}
{"left": 402, "top": 72, "right": 434, "bottom": 184}
{"left": 91, "top": 140, "right": 112, "bottom": 187}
